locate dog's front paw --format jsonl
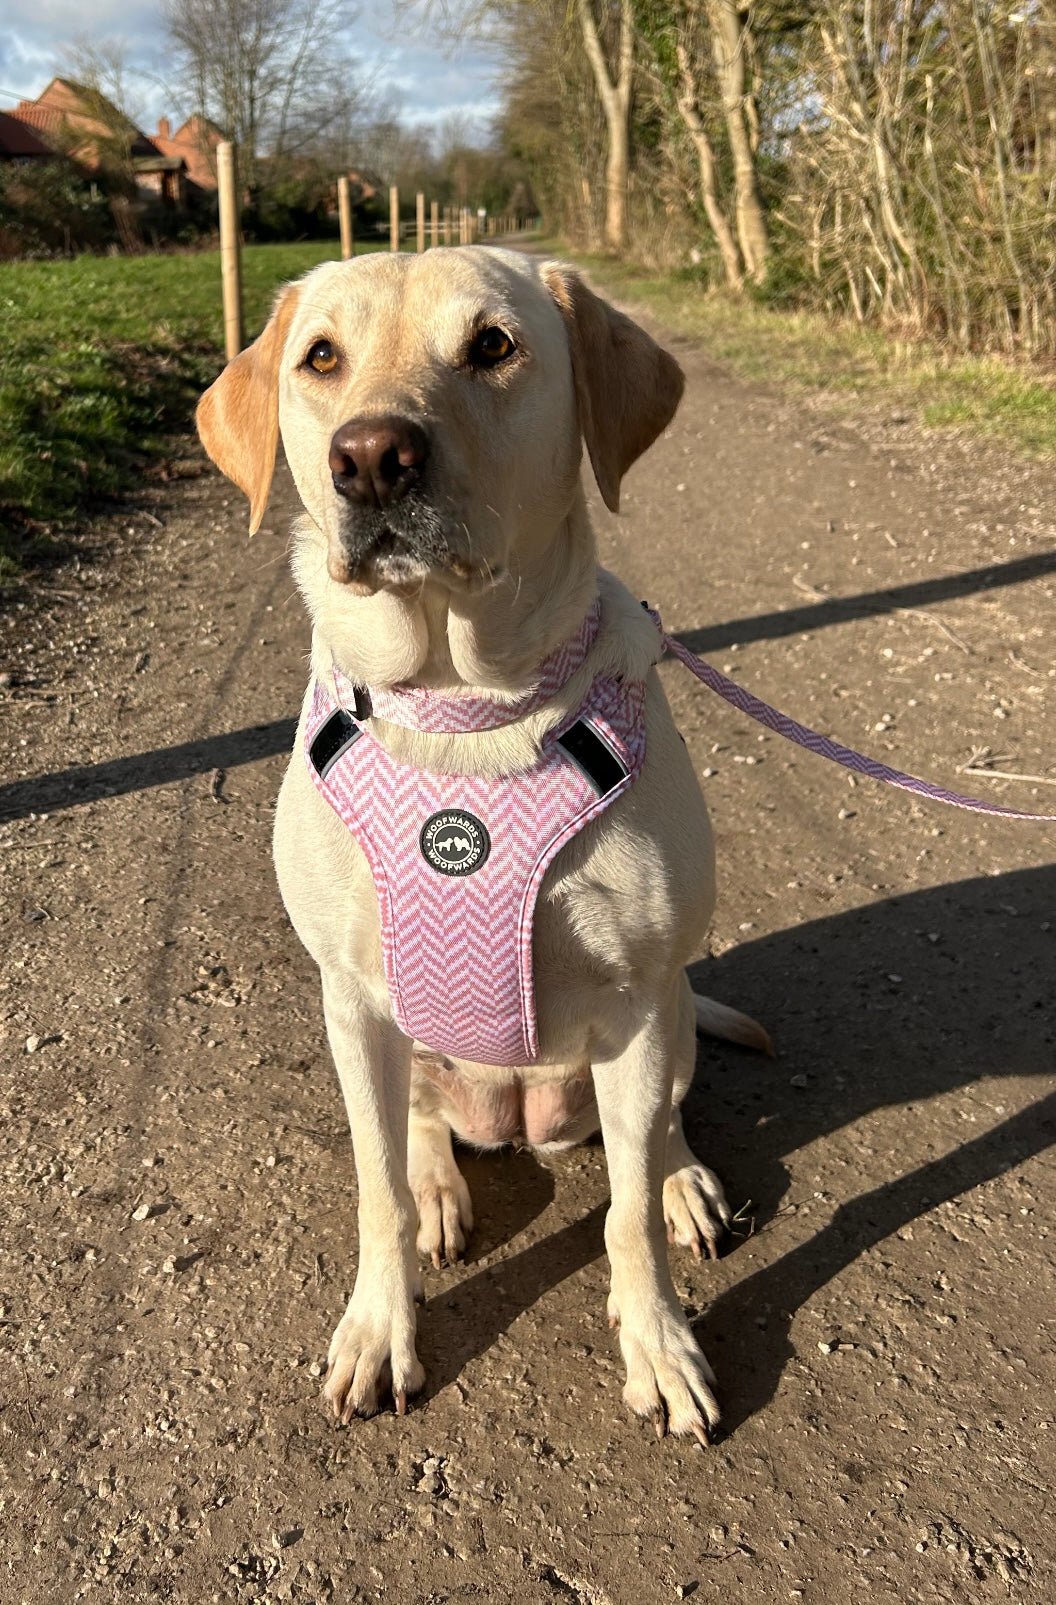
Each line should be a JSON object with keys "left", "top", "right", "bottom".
{"left": 663, "top": 1162, "right": 731, "bottom": 1260}
{"left": 607, "top": 1291, "right": 721, "bottom": 1444}
{"left": 323, "top": 1294, "right": 425, "bottom": 1423}
{"left": 409, "top": 1154, "right": 474, "bottom": 1269}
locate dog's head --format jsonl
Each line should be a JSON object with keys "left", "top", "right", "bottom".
{"left": 197, "top": 248, "right": 683, "bottom": 596}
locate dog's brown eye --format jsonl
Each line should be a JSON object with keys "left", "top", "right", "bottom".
{"left": 468, "top": 326, "right": 515, "bottom": 368}
{"left": 306, "top": 340, "right": 338, "bottom": 374}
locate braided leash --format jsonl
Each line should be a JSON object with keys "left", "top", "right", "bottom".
{"left": 651, "top": 614, "right": 1056, "bottom": 824}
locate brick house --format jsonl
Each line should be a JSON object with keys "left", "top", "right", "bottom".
{"left": 151, "top": 115, "right": 222, "bottom": 192}
{"left": 8, "top": 78, "right": 190, "bottom": 204}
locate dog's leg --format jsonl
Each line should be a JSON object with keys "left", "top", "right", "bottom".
{"left": 663, "top": 973, "right": 732, "bottom": 1261}
{"left": 320, "top": 981, "right": 425, "bottom": 1422}
{"left": 592, "top": 975, "right": 721, "bottom": 1442}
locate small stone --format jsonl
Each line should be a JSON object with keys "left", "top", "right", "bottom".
{"left": 887, "top": 974, "right": 903, "bottom": 984}
{"left": 789, "top": 1074, "right": 808, "bottom": 1089}
{"left": 161, "top": 1256, "right": 177, "bottom": 1274}
{"left": 818, "top": 1340, "right": 835, "bottom": 1354}
{"left": 25, "top": 1035, "right": 41, "bottom": 1053}
{"left": 272, "top": 1528, "right": 303, "bottom": 1550}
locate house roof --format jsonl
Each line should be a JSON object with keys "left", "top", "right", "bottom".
{"left": 0, "top": 111, "right": 53, "bottom": 158}
{"left": 9, "top": 77, "right": 164, "bottom": 165}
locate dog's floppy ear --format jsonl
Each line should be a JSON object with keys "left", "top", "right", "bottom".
{"left": 196, "top": 283, "right": 301, "bottom": 534}
{"left": 543, "top": 264, "right": 684, "bottom": 513}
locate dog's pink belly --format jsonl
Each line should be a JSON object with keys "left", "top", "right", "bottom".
{"left": 522, "top": 1073, "right": 596, "bottom": 1146}
{"left": 416, "top": 1058, "right": 595, "bottom": 1147}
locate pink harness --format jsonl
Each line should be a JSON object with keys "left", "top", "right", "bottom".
{"left": 305, "top": 601, "right": 647, "bottom": 1066}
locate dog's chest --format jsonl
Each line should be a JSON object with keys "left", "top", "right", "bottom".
{"left": 305, "top": 673, "right": 647, "bottom": 1066}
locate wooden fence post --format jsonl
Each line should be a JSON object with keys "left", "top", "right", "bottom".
{"left": 416, "top": 191, "right": 425, "bottom": 253}
{"left": 390, "top": 186, "right": 400, "bottom": 251}
{"left": 217, "top": 141, "right": 243, "bottom": 361}
{"left": 430, "top": 199, "right": 439, "bottom": 247}
{"left": 338, "top": 175, "right": 353, "bottom": 260}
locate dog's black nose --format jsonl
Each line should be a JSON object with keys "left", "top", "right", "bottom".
{"left": 329, "top": 415, "right": 429, "bottom": 508}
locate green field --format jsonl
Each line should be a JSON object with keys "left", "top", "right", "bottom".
{"left": 0, "top": 242, "right": 390, "bottom": 577}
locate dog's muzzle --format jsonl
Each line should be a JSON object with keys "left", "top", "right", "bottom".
{"left": 326, "top": 412, "right": 442, "bottom": 586}
{"left": 326, "top": 413, "right": 483, "bottom": 590}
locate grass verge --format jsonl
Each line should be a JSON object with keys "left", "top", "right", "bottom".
{"left": 560, "top": 250, "right": 1056, "bottom": 462}
{"left": 0, "top": 241, "right": 392, "bottom": 578}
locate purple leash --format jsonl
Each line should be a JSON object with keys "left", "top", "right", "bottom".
{"left": 652, "top": 616, "right": 1056, "bottom": 824}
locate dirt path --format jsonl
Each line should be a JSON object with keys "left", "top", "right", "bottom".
{"left": 2, "top": 307, "right": 1054, "bottom": 1603}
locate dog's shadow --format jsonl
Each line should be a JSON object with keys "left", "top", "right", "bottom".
{"left": 418, "top": 862, "right": 1056, "bottom": 1427}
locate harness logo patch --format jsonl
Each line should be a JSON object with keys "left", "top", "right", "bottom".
{"left": 420, "top": 809, "right": 491, "bottom": 876}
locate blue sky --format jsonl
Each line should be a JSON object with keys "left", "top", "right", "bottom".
{"left": 0, "top": 0, "right": 501, "bottom": 138}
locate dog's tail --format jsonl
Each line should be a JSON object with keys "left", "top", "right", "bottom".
{"left": 692, "top": 991, "right": 774, "bottom": 1056}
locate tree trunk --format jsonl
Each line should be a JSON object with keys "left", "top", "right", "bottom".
{"left": 674, "top": 41, "right": 743, "bottom": 287}
{"left": 707, "top": 0, "right": 768, "bottom": 283}
{"left": 576, "top": 0, "right": 634, "bottom": 251}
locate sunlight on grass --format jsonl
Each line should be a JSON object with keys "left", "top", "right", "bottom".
{"left": 563, "top": 250, "right": 1056, "bottom": 462}
{"left": 0, "top": 241, "right": 377, "bottom": 573}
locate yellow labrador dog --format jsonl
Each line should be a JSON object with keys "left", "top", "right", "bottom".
{"left": 197, "top": 247, "right": 768, "bottom": 1444}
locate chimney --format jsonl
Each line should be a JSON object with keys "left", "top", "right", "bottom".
{"left": 157, "top": 117, "right": 171, "bottom": 141}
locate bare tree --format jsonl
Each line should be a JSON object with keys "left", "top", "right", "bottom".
{"left": 163, "top": 0, "right": 367, "bottom": 191}
{"left": 706, "top": 0, "right": 768, "bottom": 281}
{"left": 61, "top": 36, "right": 150, "bottom": 134}
{"left": 672, "top": 36, "right": 743, "bottom": 286}
{"left": 405, "top": 0, "right": 635, "bottom": 249}
{"left": 575, "top": 0, "right": 635, "bottom": 249}
{"left": 635, "top": 0, "right": 772, "bottom": 285}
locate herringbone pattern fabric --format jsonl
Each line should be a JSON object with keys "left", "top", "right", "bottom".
{"left": 305, "top": 672, "right": 646, "bottom": 1066}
